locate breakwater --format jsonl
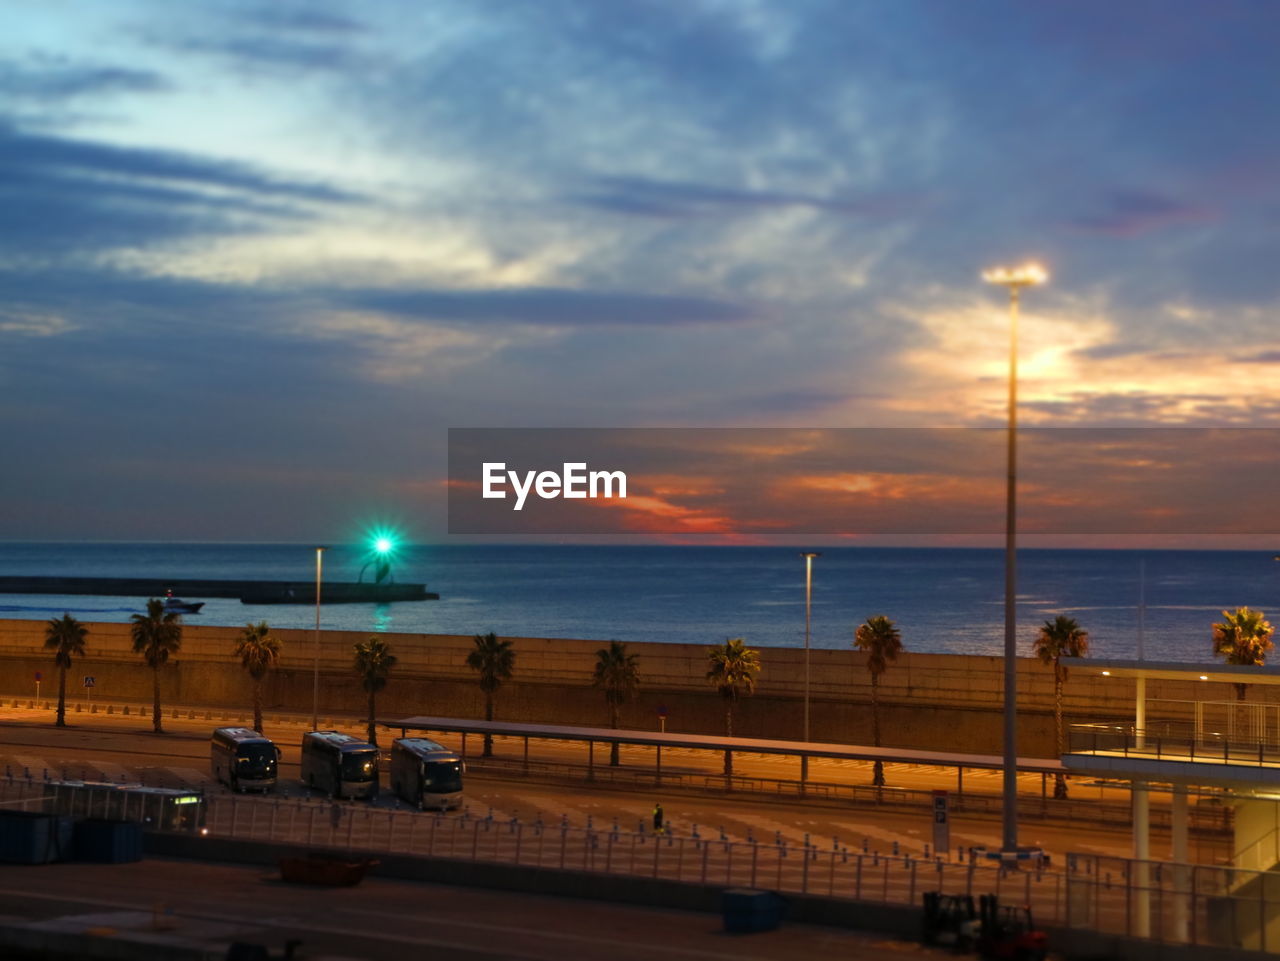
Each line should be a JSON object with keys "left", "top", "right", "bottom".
{"left": 0, "top": 576, "right": 437, "bottom": 605}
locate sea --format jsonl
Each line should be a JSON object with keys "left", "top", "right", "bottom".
{"left": 1, "top": 543, "right": 1277, "bottom": 663}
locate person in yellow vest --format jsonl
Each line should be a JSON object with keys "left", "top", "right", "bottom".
{"left": 652, "top": 802, "right": 664, "bottom": 834}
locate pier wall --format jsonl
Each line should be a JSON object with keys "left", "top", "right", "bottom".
{"left": 0, "top": 619, "right": 1241, "bottom": 755}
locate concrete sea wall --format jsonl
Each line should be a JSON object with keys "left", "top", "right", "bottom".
{"left": 0, "top": 619, "right": 1252, "bottom": 755}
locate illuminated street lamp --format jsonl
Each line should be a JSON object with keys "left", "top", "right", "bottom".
{"left": 983, "top": 262, "right": 1047, "bottom": 858}
{"left": 798, "top": 551, "right": 821, "bottom": 790}
{"left": 312, "top": 546, "right": 327, "bottom": 731}
{"left": 800, "top": 552, "right": 821, "bottom": 745}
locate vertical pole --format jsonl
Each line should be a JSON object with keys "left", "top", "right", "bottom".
{"left": 804, "top": 552, "right": 813, "bottom": 744}
{"left": 588, "top": 740, "right": 594, "bottom": 782}
{"left": 1136, "top": 676, "right": 1147, "bottom": 751}
{"left": 1172, "top": 783, "right": 1190, "bottom": 942}
{"left": 1133, "top": 779, "right": 1151, "bottom": 939}
{"left": 312, "top": 546, "right": 325, "bottom": 731}
{"left": 1001, "top": 284, "right": 1020, "bottom": 855}
{"left": 801, "top": 552, "right": 817, "bottom": 790}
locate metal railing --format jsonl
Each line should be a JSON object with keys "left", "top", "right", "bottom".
{"left": 1068, "top": 724, "right": 1280, "bottom": 768}
{"left": 1068, "top": 852, "right": 1280, "bottom": 952}
{"left": 3, "top": 778, "right": 1276, "bottom": 953}
{"left": 461, "top": 755, "right": 1232, "bottom": 833}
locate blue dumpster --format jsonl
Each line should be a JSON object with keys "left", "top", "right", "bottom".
{"left": 73, "top": 819, "right": 144, "bottom": 863}
{"left": 0, "top": 811, "right": 73, "bottom": 864}
{"left": 721, "top": 888, "right": 785, "bottom": 933}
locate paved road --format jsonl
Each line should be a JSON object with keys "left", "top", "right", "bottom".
{"left": 0, "top": 706, "right": 1233, "bottom": 868}
{"left": 0, "top": 857, "right": 949, "bottom": 961}
{"left": 0, "top": 700, "right": 1162, "bottom": 804}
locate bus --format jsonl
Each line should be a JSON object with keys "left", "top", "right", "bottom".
{"left": 46, "top": 781, "right": 206, "bottom": 832}
{"left": 210, "top": 727, "right": 280, "bottom": 792}
{"left": 389, "top": 737, "right": 464, "bottom": 810}
{"left": 300, "top": 730, "right": 379, "bottom": 800}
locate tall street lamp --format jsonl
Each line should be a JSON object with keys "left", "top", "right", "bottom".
{"left": 312, "top": 545, "right": 327, "bottom": 731}
{"left": 800, "top": 552, "right": 821, "bottom": 743}
{"left": 983, "top": 262, "right": 1047, "bottom": 858}
{"left": 800, "top": 552, "right": 820, "bottom": 790}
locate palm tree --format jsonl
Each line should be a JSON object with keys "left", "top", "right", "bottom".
{"left": 44, "top": 613, "right": 88, "bottom": 728}
{"left": 705, "top": 638, "right": 760, "bottom": 777}
{"left": 1213, "top": 607, "right": 1275, "bottom": 700}
{"left": 235, "top": 621, "right": 281, "bottom": 734}
{"left": 353, "top": 636, "right": 398, "bottom": 746}
{"left": 854, "top": 615, "right": 903, "bottom": 787}
{"left": 466, "top": 632, "right": 515, "bottom": 757}
{"left": 130, "top": 598, "right": 182, "bottom": 733}
{"left": 1033, "top": 614, "right": 1089, "bottom": 799}
{"left": 593, "top": 640, "right": 640, "bottom": 765}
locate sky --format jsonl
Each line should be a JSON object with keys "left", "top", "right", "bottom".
{"left": 2, "top": 1, "right": 1278, "bottom": 544}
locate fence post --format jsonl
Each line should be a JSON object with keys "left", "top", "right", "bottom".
{"left": 750, "top": 841, "right": 758, "bottom": 888}
{"left": 701, "top": 840, "right": 709, "bottom": 884}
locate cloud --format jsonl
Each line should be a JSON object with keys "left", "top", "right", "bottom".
{"left": 0, "top": 56, "right": 169, "bottom": 100}
{"left": 570, "top": 175, "right": 917, "bottom": 221}
{"left": 0, "top": 120, "right": 360, "bottom": 256}
{"left": 0, "top": 310, "right": 75, "bottom": 337}
{"left": 345, "top": 286, "right": 755, "bottom": 328}
{"left": 1069, "top": 189, "right": 1215, "bottom": 237}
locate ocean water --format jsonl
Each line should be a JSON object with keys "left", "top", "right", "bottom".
{"left": 0, "top": 543, "right": 1277, "bottom": 663}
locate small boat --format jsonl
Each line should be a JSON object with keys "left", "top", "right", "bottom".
{"left": 162, "top": 591, "right": 204, "bottom": 614}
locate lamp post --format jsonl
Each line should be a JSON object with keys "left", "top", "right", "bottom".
{"left": 983, "top": 262, "right": 1047, "bottom": 858}
{"left": 312, "top": 545, "right": 327, "bottom": 731}
{"left": 800, "top": 552, "right": 821, "bottom": 744}
{"left": 800, "top": 552, "right": 821, "bottom": 791}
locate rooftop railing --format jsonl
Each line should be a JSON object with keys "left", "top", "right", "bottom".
{"left": 1067, "top": 723, "right": 1280, "bottom": 768}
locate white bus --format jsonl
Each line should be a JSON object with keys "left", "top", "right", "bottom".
{"left": 210, "top": 727, "right": 280, "bottom": 792}
{"left": 300, "top": 730, "right": 379, "bottom": 800}
{"left": 389, "top": 738, "right": 464, "bottom": 810}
